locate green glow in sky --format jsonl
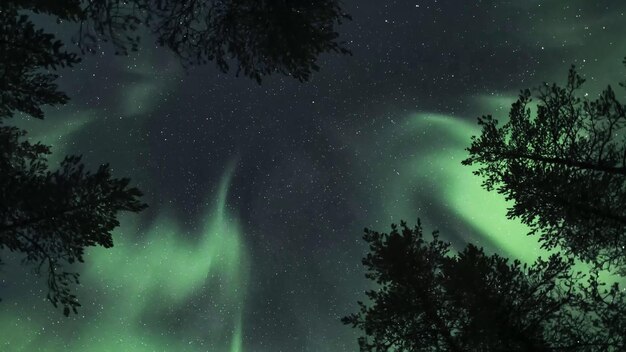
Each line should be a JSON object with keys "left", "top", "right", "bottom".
{"left": 346, "top": 110, "right": 546, "bottom": 263}
{"left": 4, "top": 5, "right": 626, "bottom": 350}
{"left": 0, "top": 159, "right": 248, "bottom": 352}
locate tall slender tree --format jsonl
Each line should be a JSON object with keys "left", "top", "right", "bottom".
{"left": 463, "top": 63, "right": 626, "bottom": 269}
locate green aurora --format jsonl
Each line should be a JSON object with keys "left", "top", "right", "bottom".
{"left": 1, "top": 106, "right": 621, "bottom": 351}
{"left": 3, "top": 2, "right": 626, "bottom": 351}
{"left": 4, "top": 74, "right": 623, "bottom": 352}
{"left": 2, "top": 160, "right": 247, "bottom": 352}
{"left": 4, "top": 77, "right": 623, "bottom": 352}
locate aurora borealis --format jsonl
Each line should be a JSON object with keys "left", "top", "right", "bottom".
{"left": 3, "top": 1, "right": 626, "bottom": 351}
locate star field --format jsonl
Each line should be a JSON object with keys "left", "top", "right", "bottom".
{"left": 2, "top": 1, "right": 626, "bottom": 351}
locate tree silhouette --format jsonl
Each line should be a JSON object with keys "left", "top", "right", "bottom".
{"left": 1, "top": 3, "right": 81, "bottom": 119}
{"left": 13, "top": 0, "right": 351, "bottom": 83}
{"left": 0, "top": 10, "right": 147, "bottom": 311}
{"left": 463, "top": 63, "right": 626, "bottom": 269}
{"left": 1, "top": 0, "right": 349, "bottom": 315}
{"left": 343, "top": 221, "right": 626, "bottom": 351}
{"left": 0, "top": 127, "right": 147, "bottom": 316}
{"left": 0, "top": 2, "right": 147, "bottom": 316}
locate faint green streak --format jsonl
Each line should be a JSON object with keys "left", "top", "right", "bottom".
{"left": 0, "top": 159, "right": 248, "bottom": 352}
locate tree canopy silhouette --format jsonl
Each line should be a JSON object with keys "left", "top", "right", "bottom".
{"left": 0, "top": 2, "right": 146, "bottom": 316}
{"left": 10, "top": 0, "right": 351, "bottom": 83}
{"left": 1, "top": 0, "right": 349, "bottom": 315}
{"left": 343, "top": 221, "right": 626, "bottom": 352}
{"left": 0, "top": 128, "right": 146, "bottom": 316}
{"left": 0, "top": 10, "right": 147, "bottom": 312}
{"left": 1, "top": 4, "right": 80, "bottom": 119}
{"left": 463, "top": 63, "right": 626, "bottom": 269}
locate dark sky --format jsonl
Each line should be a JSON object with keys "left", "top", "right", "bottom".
{"left": 3, "top": 1, "right": 626, "bottom": 351}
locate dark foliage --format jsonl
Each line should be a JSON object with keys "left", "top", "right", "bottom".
{"left": 1, "top": 2, "right": 146, "bottom": 315}
{"left": 1, "top": 0, "right": 349, "bottom": 316}
{"left": 0, "top": 126, "right": 147, "bottom": 316}
{"left": 0, "top": 3, "right": 81, "bottom": 119}
{"left": 80, "top": 0, "right": 351, "bottom": 82}
{"left": 343, "top": 221, "right": 626, "bottom": 351}
{"left": 463, "top": 63, "right": 626, "bottom": 269}
{"left": 91, "top": 0, "right": 349, "bottom": 83}
{"left": 9, "top": 0, "right": 351, "bottom": 83}
{"left": 0, "top": 0, "right": 349, "bottom": 316}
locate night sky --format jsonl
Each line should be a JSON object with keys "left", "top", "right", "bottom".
{"left": 3, "top": 1, "right": 626, "bottom": 351}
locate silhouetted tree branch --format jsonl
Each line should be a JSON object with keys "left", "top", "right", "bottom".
{"left": 0, "top": 5, "right": 80, "bottom": 119}
{"left": 1, "top": 0, "right": 350, "bottom": 316}
{"left": 463, "top": 62, "right": 626, "bottom": 269}
{"left": 0, "top": 126, "right": 147, "bottom": 316}
{"left": 343, "top": 220, "right": 626, "bottom": 351}
{"left": 7, "top": 0, "right": 351, "bottom": 83}
{"left": 77, "top": 0, "right": 351, "bottom": 82}
{"left": 0, "top": 2, "right": 148, "bottom": 315}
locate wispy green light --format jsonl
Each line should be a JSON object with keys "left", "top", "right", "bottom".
{"left": 0, "top": 159, "right": 248, "bottom": 352}
{"left": 349, "top": 112, "right": 546, "bottom": 262}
